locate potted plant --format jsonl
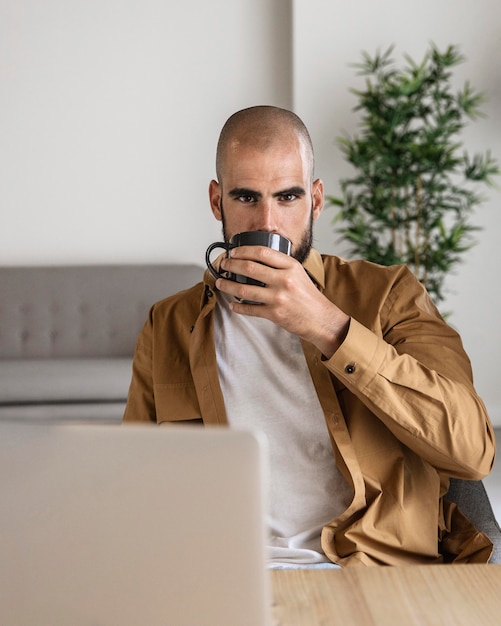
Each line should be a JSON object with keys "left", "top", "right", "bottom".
{"left": 327, "top": 43, "right": 499, "bottom": 307}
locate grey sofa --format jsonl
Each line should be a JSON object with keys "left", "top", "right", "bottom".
{"left": 0, "top": 264, "right": 203, "bottom": 422}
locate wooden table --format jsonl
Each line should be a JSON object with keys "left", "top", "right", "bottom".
{"left": 271, "top": 564, "right": 501, "bottom": 625}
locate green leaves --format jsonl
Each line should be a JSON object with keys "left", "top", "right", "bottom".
{"left": 329, "top": 43, "right": 500, "bottom": 306}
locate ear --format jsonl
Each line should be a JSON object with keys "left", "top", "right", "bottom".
{"left": 209, "top": 180, "right": 223, "bottom": 221}
{"left": 311, "top": 178, "right": 324, "bottom": 221}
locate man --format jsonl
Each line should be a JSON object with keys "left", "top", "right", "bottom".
{"left": 124, "top": 105, "right": 495, "bottom": 567}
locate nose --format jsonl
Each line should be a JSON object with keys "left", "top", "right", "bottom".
{"left": 253, "top": 200, "right": 277, "bottom": 232}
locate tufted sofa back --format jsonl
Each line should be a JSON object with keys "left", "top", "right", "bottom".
{"left": 0, "top": 264, "right": 204, "bottom": 358}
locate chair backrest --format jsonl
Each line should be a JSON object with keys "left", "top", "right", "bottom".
{"left": 447, "top": 478, "right": 501, "bottom": 563}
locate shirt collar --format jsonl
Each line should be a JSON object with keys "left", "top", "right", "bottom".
{"left": 303, "top": 249, "right": 325, "bottom": 290}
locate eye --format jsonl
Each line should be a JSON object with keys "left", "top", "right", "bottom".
{"left": 279, "top": 193, "right": 297, "bottom": 202}
{"left": 237, "top": 194, "right": 256, "bottom": 203}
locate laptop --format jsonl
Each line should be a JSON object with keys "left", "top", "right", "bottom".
{"left": 0, "top": 421, "right": 270, "bottom": 626}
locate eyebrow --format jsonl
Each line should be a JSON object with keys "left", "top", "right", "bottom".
{"left": 228, "top": 186, "right": 306, "bottom": 199}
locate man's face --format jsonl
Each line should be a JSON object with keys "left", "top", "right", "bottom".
{"left": 209, "top": 136, "right": 323, "bottom": 263}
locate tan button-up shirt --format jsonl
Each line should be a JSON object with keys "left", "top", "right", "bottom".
{"left": 123, "top": 250, "right": 496, "bottom": 566}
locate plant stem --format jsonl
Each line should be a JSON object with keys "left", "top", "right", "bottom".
{"left": 415, "top": 174, "right": 422, "bottom": 280}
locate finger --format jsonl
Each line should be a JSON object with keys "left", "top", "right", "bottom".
{"left": 220, "top": 257, "right": 274, "bottom": 285}
{"left": 229, "top": 245, "right": 292, "bottom": 268}
{"left": 215, "top": 277, "right": 270, "bottom": 305}
{"left": 229, "top": 299, "right": 270, "bottom": 317}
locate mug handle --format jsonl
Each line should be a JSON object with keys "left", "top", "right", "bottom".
{"left": 205, "top": 241, "right": 230, "bottom": 280}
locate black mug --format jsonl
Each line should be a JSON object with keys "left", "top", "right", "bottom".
{"left": 205, "top": 230, "right": 292, "bottom": 286}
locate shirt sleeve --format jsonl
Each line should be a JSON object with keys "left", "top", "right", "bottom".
{"left": 122, "top": 314, "right": 156, "bottom": 424}
{"left": 322, "top": 269, "right": 496, "bottom": 480}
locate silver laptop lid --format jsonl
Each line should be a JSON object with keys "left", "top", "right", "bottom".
{"left": 0, "top": 422, "right": 270, "bottom": 626}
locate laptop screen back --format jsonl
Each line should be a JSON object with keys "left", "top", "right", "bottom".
{"left": 0, "top": 422, "right": 270, "bottom": 626}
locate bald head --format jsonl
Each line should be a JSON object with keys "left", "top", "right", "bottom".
{"left": 215, "top": 106, "right": 315, "bottom": 182}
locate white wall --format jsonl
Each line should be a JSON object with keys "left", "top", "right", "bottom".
{"left": 0, "top": 0, "right": 292, "bottom": 265}
{"left": 293, "top": 0, "right": 501, "bottom": 426}
{"left": 2, "top": 0, "right": 500, "bottom": 425}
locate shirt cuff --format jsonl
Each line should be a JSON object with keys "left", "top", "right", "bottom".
{"left": 323, "top": 317, "right": 387, "bottom": 391}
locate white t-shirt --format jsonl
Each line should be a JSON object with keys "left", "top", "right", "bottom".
{"left": 214, "top": 293, "right": 353, "bottom": 566}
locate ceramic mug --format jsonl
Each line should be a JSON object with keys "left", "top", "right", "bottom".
{"left": 205, "top": 230, "right": 292, "bottom": 286}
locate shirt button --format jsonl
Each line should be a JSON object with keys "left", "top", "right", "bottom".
{"left": 345, "top": 363, "right": 356, "bottom": 374}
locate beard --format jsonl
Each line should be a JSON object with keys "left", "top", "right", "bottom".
{"left": 219, "top": 200, "right": 314, "bottom": 265}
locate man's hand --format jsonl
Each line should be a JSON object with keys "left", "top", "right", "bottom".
{"left": 215, "top": 245, "right": 350, "bottom": 359}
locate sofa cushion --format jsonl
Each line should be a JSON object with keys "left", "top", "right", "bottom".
{"left": 0, "top": 358, "right": 132, "bottom": 403}
{"left": 0, "top": 402, "right": 126, "bottom": 423}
